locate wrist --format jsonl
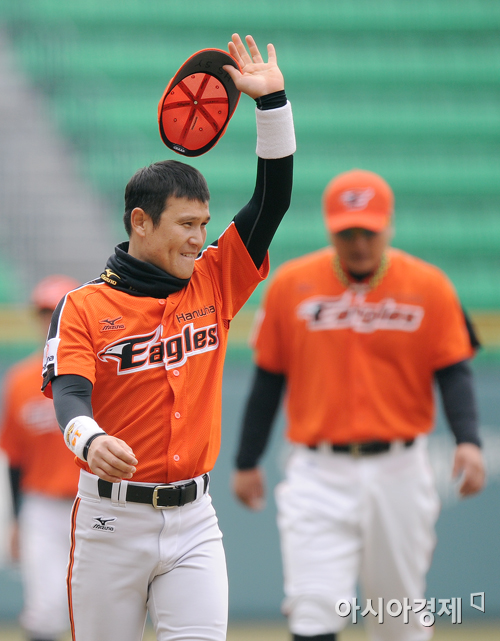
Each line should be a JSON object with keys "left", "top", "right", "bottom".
{"left": 64, "top": 416, "right": 106, "bottom": 461}
{"left": 83, "top": 433, "right": 107, "bottom": 461}
{"left": 255, "top": 101, "right": 296, "bottom": 159}
{"left": 255, "top": 90, "right": 287, "bottom": 111}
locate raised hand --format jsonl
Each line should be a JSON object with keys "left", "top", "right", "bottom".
{"left": 223, "top": 33, "right": 285, "bottom": 99}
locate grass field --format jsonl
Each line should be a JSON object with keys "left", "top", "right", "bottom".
{"left": 0, "top": 620, "right": 498, "bottom": 640}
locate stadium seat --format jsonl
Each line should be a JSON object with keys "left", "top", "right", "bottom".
{"left": 0, "top": 0, "right": 499, "bottom": 310}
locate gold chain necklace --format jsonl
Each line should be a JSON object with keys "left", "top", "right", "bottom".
{"left": 333, "top": 253, "right": 389, "bottom": 291}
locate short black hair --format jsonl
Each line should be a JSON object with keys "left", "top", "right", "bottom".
{"left": 123, "top": 159, "right": 210, "bottom": 236}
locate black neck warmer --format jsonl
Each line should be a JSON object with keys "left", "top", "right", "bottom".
{"left": 101, "top": 242, "right": 190, "bottom": 298}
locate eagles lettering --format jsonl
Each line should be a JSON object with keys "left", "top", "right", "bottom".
{"left": 97, "top": 323, "right": 219, "bottom": 374}
{"left": 297, "top": 292, "right": 424, "bottom": 334}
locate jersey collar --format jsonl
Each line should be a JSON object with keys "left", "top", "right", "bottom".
{"left": 332, "top": 252, "right": 390, "bottom": 292}
{"left": 101, "top": 242, "right": 190, "bottom": 298}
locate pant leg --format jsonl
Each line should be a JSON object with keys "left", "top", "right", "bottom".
{"left": 275, "top": 446, "right": 363, "bottom": 637}
{"left": 148, "top": 493, "right": 228, "bottom": 641}
{"left": 68, "top": 494, "right": 153, "bottom": 641}
{"left": 19, "top": 494, "right": 73, "bottom": 640}
{"left": 359, "top": 439, "right": 440, "bottom": 641}
{"left": 69, "top": 471, "right": 227, "bottom": 641}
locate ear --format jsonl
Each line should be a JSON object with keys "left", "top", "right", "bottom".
{"left": 130, "top": 208, "right": 152, "bottom": 238}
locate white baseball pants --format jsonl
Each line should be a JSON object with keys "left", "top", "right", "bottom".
{"left": 19, "top": 493, "right": 74, "bottom": 640}
{"left": 275, "top": 438, "right": 440, "bottom": 641}
{"left": 69, "top": 471, "right": 228, "bottom": 641}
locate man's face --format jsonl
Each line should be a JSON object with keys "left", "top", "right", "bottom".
{"left": 133, "top": 196, "right": 210, "bottom": 279}
{"left": 331, "top": 226, "right": 392, "bottom": 276}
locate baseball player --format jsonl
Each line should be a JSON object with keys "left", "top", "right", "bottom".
{"left": 40, "top": 34, "right": 295, "bottom": 641}
{"left": 233, "top": 169, "right": 486, "bottom": 641}
{"left": 0, "top": 275, "right": 80, "bottom": 641}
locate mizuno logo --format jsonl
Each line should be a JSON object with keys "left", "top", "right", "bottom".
{"left": 97, "top": 322, "right": 219, "bottom": 374}
{"left": 99, "top": 316, "right": 126, "bottom": 332}
{"left": 100, "top": 316, "right": 123, "bottom": 326}
{"left": 100, "top": 269, "right": 121, "bottom": 286}
{"left": 92, "top": 516, "right": 116, "bottom": 532}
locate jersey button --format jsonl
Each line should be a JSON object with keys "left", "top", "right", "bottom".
{"left": 158, "top": 299, "right": 166, "bottom": 305}
{"left": 174, "top": 412, "right": 181, "bottom": 419}
{"left": 173, "top": 455, "right": 180, "bottom": 461}
{"left": 173, "top": 370, "right": 180, "bottom": 377}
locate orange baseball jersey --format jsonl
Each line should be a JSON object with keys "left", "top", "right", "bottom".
{"left": 0, "top": 352, "right": 79, "bottom": 498}
{"left": 253, "top": 246, "right": 474, "bottom": 445}
{"left": 42, "top": 223, "right": 269, "bottom": 483}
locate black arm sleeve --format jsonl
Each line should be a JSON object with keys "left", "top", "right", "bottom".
{"left": 435, "top": 360, "right": 481, "bottom": 447}
{"left": 51, "top": 374, "right": 93, "bottom": 433}
{"left": 232, "top": 156, "right": 293, "bottom": 269}
{"left": 235, "top": 366, "right": 286, "bottom": 470}
{"left": 208, "top": 92, "right": 293, "bottom": 268}
{"left": 8, "top": 466, "right": 21, "bottom": 517}
{"left": 462, "top": 306, "right": 481, "bottom": 350}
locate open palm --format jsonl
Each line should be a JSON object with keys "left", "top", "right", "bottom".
{"left": 224, "top": 33, "right": 285, "bottom": 99}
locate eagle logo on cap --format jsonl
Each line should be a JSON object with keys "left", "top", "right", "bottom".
{"left": 341, "top": 188, "right": 375, "bottom": 210}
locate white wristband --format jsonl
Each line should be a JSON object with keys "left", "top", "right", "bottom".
{"left": 64, "top": 416, "right": 106, "bottom": 461}
{"left": 256, "top": 101, "right": 296, "bottom": 159}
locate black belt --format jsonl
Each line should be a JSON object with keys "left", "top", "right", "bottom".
{"left": 97, "top": 474, "right": 209, "bottom": 509}
{"left": 308, "top": 439, "right": 415, "bottom": 456}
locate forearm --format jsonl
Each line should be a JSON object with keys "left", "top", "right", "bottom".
{"left": 8, "top": 467, "right": 21, "bottom": 517}
{"left": 51, "top": 374, "right": 94, "bottom": 431}
{"left": 233, "top": 155, "right": 293, "bottom": 268}
{"left": 435, "top": 360, "right": 481, "bottom": 447}
{"left": 52, "top": 374, "right": 106, "bottom": 460}
{"left": 233, "top": 93, "right": 295, "bottom": 269}
{"left": 235, "top": 366, "right": 285, "bottom": 469}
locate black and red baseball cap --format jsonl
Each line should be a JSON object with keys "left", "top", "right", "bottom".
{"left": 158, "top": 49, "right": 242, "bottom": 157}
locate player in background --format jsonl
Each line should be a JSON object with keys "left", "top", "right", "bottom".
{"left": 41, "top": 34, "right": 295, "bottom": 641}
{"left": 0, "top": 275, "right": 80, "bottom": 641}
{"left": 232, "top": 169, "right": 486, "bottom": 641}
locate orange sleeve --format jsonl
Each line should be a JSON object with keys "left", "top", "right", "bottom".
{"left": 253, "top": 272, "right": 287, "bottom": 375}
{"left": 0, "top": 370, "right": 24, "bottom": 466}
{"left": 42, "top": 292, "right": 96, "bottom": 397}
{"left": 426, "top": 270, "right": 474, "bottom": 371}
{"left": 203, "top": 222, "right": 270, "bottom": 321}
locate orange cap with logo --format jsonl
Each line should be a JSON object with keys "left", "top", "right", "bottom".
{"left": 31, "top": 275, "right": 80, "bottom": 311}
{"left": 323, "top": 169, "right": 394, "bottom": 233}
